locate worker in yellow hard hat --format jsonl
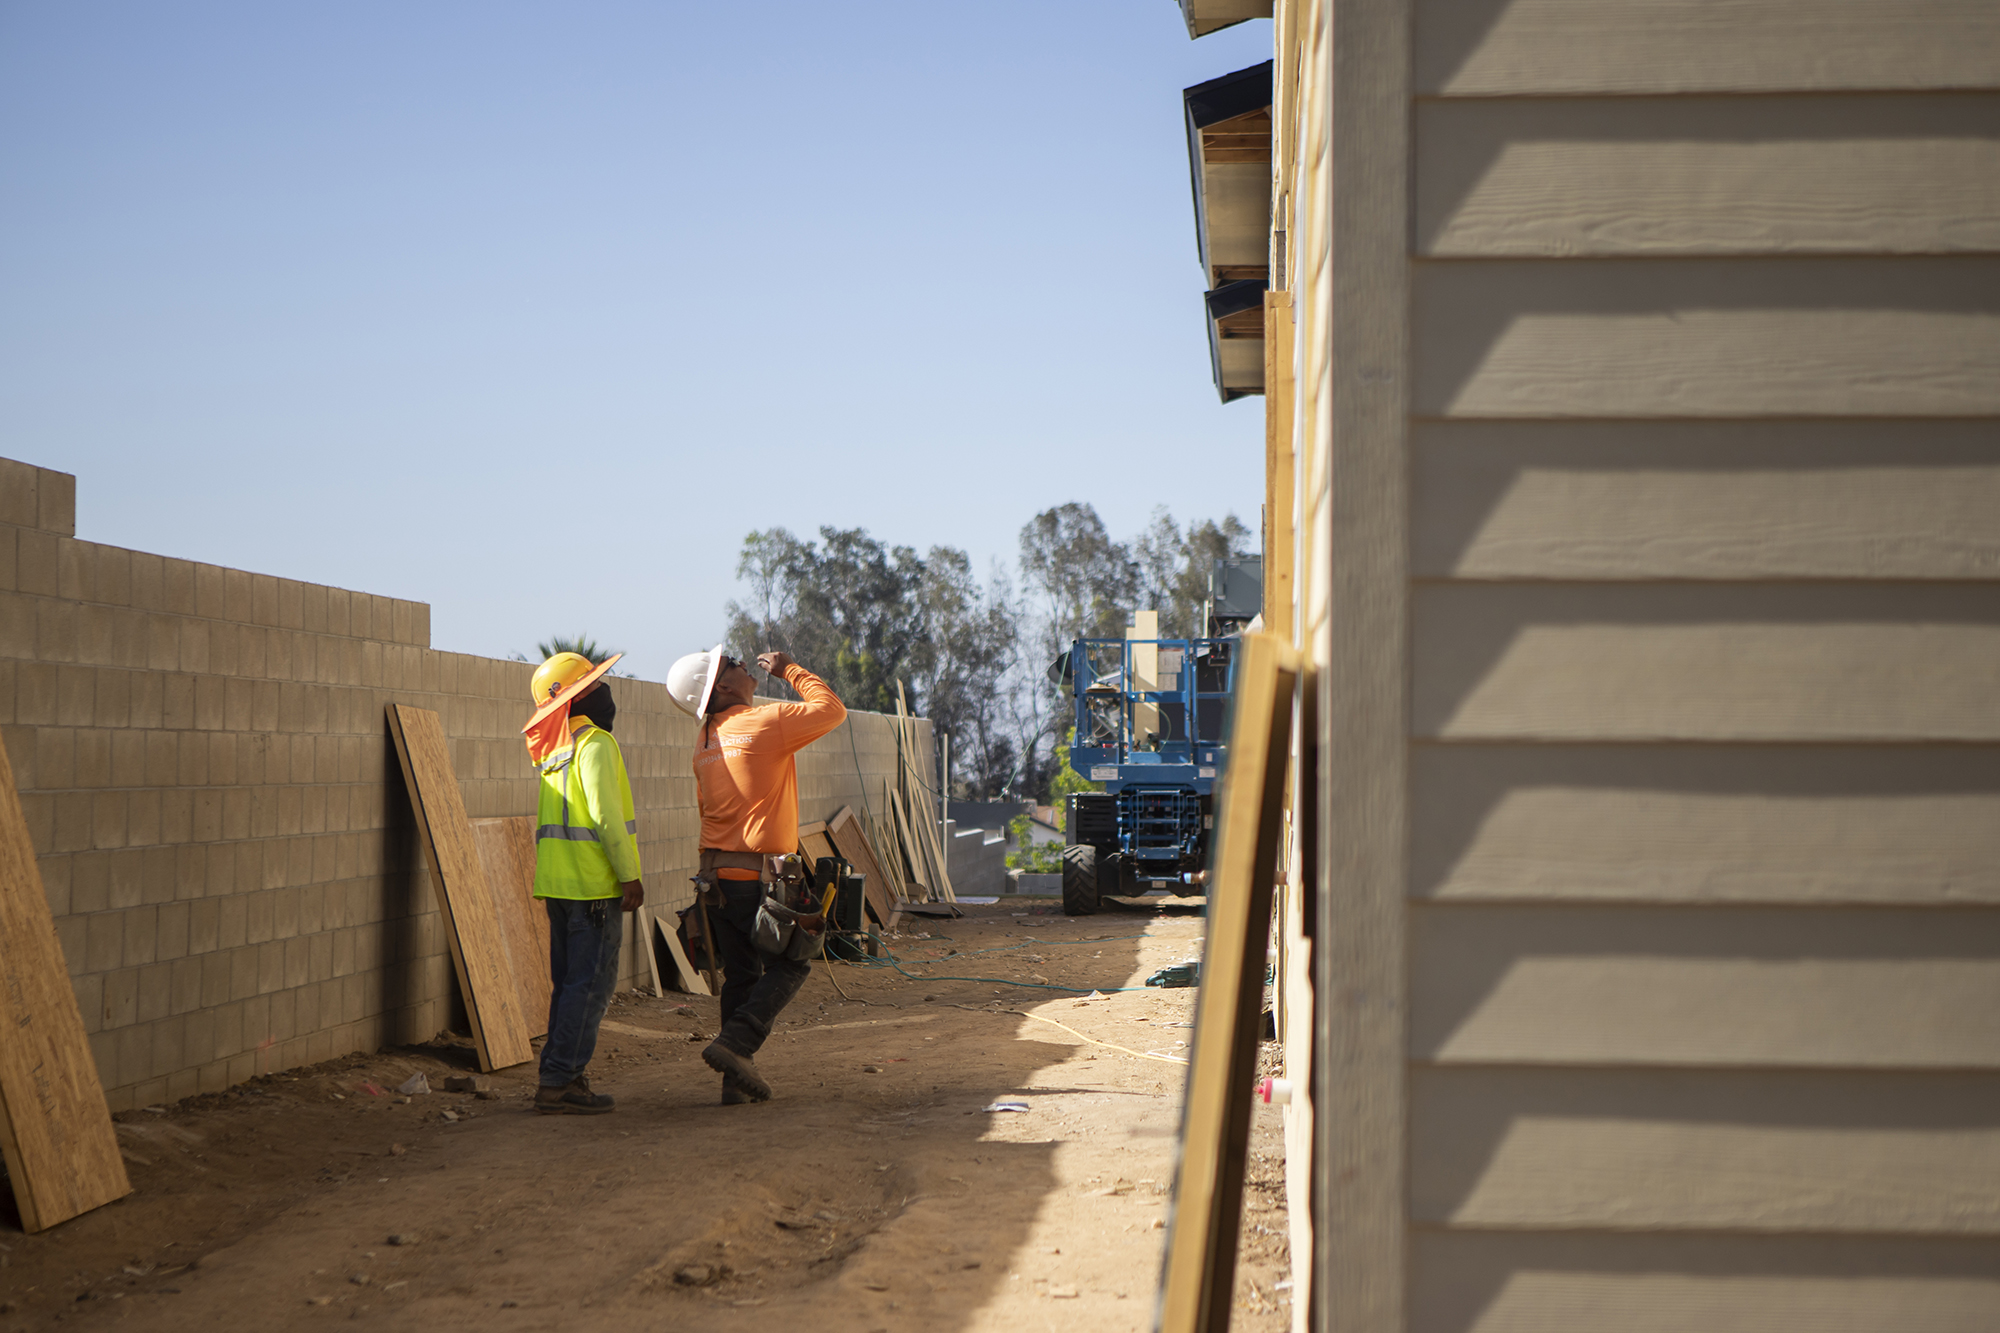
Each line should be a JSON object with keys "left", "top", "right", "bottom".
{"left": 520, "top": 651, "right": 642, "bottom": 1115}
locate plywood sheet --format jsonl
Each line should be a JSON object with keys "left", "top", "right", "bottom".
{"left": 1413, "top": 583, "right": 2000, "bottom": 741}
{"left": 1412, "top": 743, "right": 2000, "bottom": 904}
{"left": 387, "top": 705, "right": 534, "bottom": 1072}
{"left": 1417, "top": 94, "right": 2000, "bottom": 257}
{"left": 469, "top": 816, "right": 548, "bottom": 1039}
{"left": 824, "top": 806, "right": 897, "bottom": 926}
{"left": 1412, "top": 1066, "right": 2000, "bottom": 1232}
{"left": 0, "top": 734, "right": 129, "bottom": 1233}
{"left": 1412, "top": 1230, "right": 2000, "bottom": 1333}
{"left": 1413, "top": 420, "right": 2000, "bottom": 580}
{"left": 1413, "top": 257, "right": 2000, "bottom": 418}
{"left": 1416, "top": 0, "right": 2000, "bottom": 96}
{"left": 1158, "top": 634, "right": 1297, "bottom": 1333}
{"left": 1412, "top": 903, "right": 2000, "bottom": 1067}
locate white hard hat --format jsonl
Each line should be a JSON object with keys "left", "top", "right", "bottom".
{"left": 665, "top": 642, "right": 727, "bottom": 718}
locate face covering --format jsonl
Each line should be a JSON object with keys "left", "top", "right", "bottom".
{"left": 573, "top": 682, "right": 617, "bottom": 733}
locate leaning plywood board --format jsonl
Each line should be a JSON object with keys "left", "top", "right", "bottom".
{"left": 387, "top": 706, "right": 533, "bottom": 1072}
{"left": 0, "top": 735, "right": 130, "bottom": 1233}
{"left": 635, "top": 906, "right": 709, "bottom": 997}
{"left": 469, "top": 816, "right": 549, "bottom": 1038}
{"left": 1157, "top": 633, "right": 1297, "bottom": 1333}
{"left": 825, "top": 805, "right": 898, "bottom": 926}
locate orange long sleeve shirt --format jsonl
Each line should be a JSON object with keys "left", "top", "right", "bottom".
{"left": 693, "top": 662, "right": 847, "bottom": 867}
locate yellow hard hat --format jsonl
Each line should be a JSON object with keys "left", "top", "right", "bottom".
{"left": 530, "top": 651, "right": 597, "bottom": 706}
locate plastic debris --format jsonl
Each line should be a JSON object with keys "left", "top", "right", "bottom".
{"left": 395, "top": 1073, "right": 429, "bottom": 1096}
{"left": 1145, "top": 962, "right": 1199, "bottom": 988}
{"left": 981, "top": 1100, "right": 1031, "bottom": 1114}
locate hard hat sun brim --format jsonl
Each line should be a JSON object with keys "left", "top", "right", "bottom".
{"left": 695, "top": 642, "right": 724, "bottom": 719}
{"left": 522, "top": 652, "right": 622, "bottom": 734}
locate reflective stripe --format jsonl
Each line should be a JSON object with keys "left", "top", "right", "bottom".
{"left": 537, "top": 824, "right": 600, "bottom": 843}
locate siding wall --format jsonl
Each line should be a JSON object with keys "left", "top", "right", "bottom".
{"left": 1279, "top": 0, "right": 2000, "bottom": 1328}
{"left": 0, "top": 457, "right": 922, "bottom": 1112}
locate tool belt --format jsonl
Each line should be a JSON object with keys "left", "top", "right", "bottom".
{"left": 694, "top": 848, "right": 818, "bottom": 961}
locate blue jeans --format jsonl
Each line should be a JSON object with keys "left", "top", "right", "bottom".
{"left": 712, "top": 879, "right": 812, "bottom": 1057}
{"left": 540, "top": 897, "right": 624, "bottom": 1087}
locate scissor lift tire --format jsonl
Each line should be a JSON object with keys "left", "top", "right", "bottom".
{"left": 1062, "top": 844, "right": 1100, "bottom": 916}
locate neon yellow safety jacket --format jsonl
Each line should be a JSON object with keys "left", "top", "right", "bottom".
{"left": 533, "top": 722, "right": 641, "bottom": 900}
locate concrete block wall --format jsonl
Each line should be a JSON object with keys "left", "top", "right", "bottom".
{"left": 0, "top": 457, "right": 928, "bottom": 1111}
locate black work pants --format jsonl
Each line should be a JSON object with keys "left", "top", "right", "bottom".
{"left": 710, "top": 879, "right": 811, "bottom": 1056}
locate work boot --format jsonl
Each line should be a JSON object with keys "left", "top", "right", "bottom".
{"left": 702, "top": 1041, "right": 772, "bottom": 1102}
{"left": 534, "top": 1074, "right": 614, "bottom": 1115}
{"left": 721, "top": 1079, "right": 749, "bottom": 1106}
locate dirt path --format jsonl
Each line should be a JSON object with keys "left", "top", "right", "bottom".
{"left": 1, "top": 901, "right": 1291, "bottom": 1332}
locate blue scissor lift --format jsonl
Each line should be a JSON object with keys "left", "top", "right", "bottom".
{"left": 1049, "top": 635, "right": 1237, "bottom": 915}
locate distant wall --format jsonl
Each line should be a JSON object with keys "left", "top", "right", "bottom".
{"left": 0, "top": 457, "right": 927, "bottom": 1112}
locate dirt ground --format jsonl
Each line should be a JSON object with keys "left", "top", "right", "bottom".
{"left": 1, "top": 899, "right": 1292, "bottom": 1332}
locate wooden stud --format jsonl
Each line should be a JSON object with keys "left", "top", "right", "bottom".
{"left": 1157, "top": 633, "right": 1298, "bottom": 1333}
{"left": 0, "top": 732, "right": 130, "bottom": 1233}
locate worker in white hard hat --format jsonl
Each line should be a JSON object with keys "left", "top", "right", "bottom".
{"left": 666, "top": 643, "right": 845, "bottom": 1102}
{"left": 520, "top": 651, "right": 643, "bottom": 1115}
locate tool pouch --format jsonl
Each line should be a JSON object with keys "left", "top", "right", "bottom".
{"left": 753, "top": 886, "right": 823, "bottom": 961}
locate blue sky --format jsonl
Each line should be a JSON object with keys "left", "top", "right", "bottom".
{"left": 0, "top": 3, "right": 1270, "bottom": 677}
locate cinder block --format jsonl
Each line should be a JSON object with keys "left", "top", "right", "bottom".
{"left": 274, "top": 786, "right": 301, "bottom": 838}
{"left": 0, "top": 457, "right": 38, "bottom": 527}
{"left": 155, "top": 900, "right": 189, "bottom": 960}
{"left": 206, "top": 731, "right": 235, "bottom": 786}
{"left": 193, "top": 675, "right": 224, "bottom": 731}
{"left": 69, "top": 849, "right": 111, "bottom": 914}
{"left": 160, "top": 673, "right": 194, "bottom": 730}
{"left": 165, "top": 1068, "right": 198, "bottom": 1103}
{"left": 391, "top": 600, "right": 413, "bottom": 645}
{"left": 196, "top": 1058, "right": 227, "bottom": 1095}
{"left": 193, "top": 563, "right": 225, "bottom": 620}
{"left": 100, "top": 963, "right": 137, "bottom": 1027}
{"left": 233, "top": 733, "right": 266, "bottom": 786}
{"left": 178, "top": 618, "right": 209, "bottom": 674}
{"left": 292, "top": 634, "right": 319, "bottom": 685}
{"left": 257, "top": 939, "right": 282, "bottom": 994}
{"left": 37, "top": 598, "right": 79, "bottom": 664}
{"left": 269, "top": 985, "right": 296, "bottom": 1041}
{"left": 94, "top": 544, "right": 131, "bottom": 607}
{"left": 216, "top": 891, "right": 247, "bottom": 949}
{"left": 17, "top": 529, "right": 59, "bottom": 597}
{"left": 87, "top": 1029, "right": 117, "bottom": 1089}
{"left": 294, "top": 978, "right": 321, "bottom": 1032}
{"left": 186, "top": 896, "right": 219, "bottom": 953}
{"left": 159, "top": 788, "right": 191, "bottom": 846}
{"left": 251, "top": 574, "right": 279, "bottom": 627}
{"left": 223, "top": 568, "right": 252, "bottom": 623}
{"left": 0, "top": 591, "right": 37, "bottom": 661}
{"left": 285, "top": 835, "right": 312, "bottom": 887}
{"left": 220, "top": 788, "right": 250, "bottom": 841}
{"left": 121, "top": 904, "right": 158, "bottom": 966}
{"left": 136, "top": 960, "right": 171, "bottom": 1023}
{"left": 331, "top": 926, "right": 355, "bottom": 978}
{"left": 57, "top": 541, "right": 93, "bottom": 603}
{"left": 236, "top": 623, "right": 266, "bottom": 678}
{"left": 13, "top": 662, "right": 54, "bottom": 726}
{"left": 38, "top": 851, "right": 70, "bottom": 916}
{"left": 281, "top": 935, "right": 309, "bottom": 990}
{"left": 222, "top": 676, "right": 253, "bottom": 732}
{"left": 117, "top": 1024, "right": 151, "bottom": 1089}
{"left": 90, "top": 790, "right": 127, "bottom": 849}
{"left": 106, "top": 847, "right": 143, "bottom": 908}
{"left": 141, "top": 843, "right": 174, "bottom": 905}
{"left": 241, "top": 993, "right": 269, "bottom": 1048}
{"left": 127, "top": 791, "right": 160, "bottom": 848}
{"left": 213, "top": 998, "right": 243, "bottom": 1057}
{"left": 108, "top": 728, "right": 143, "bottom": 787}
{"left": 151, "top": 1013, "right": 183, "bottom": 1078}
{"left": 77, "top": 603, "right": 117, "bottom": 665}
{"left": 411, "top": 602, "right": 430, "bottom": 648}
{"left": 198, "top": 952, "right": 229, "bottom": 1008}
{"left": 244, "top": 887, "right": 273, "bottom": 944}
{"left": 301, "top": 784, "right": 327, "bottom": 835}
{"left": 226, "top": 1051, "right": 255, "bottom": 1086}
{"left": 128, "top": 671, "right": 161, "bottom": 729}
{"left": 35, "top": 725, "right": 74, "bottom": 788}
{"left": 54, "top": 663, "right": 92, "bottom": 725}
{"left": 207, "top": 620, "right": 238, "bottom": 676}
{"left": 35, "top": 467, "right": 75, "bottom": 536}
{"left": 307, "top": 929, "right": 333, "bottom": 982}
{"left": 174, "top": 733, "right": 207, "bottom": 786}
{"left": 169, "top": 956, "right": 200, "bottom": 1015}
{"left": 0, "top": 527, "right": 14, "bottom": 594}
{"left": 127, "top": 551, "right": 163, "bottom": 611}
{"left": 230, "top": 839, "right": 260, "bottom": 894}
{"left": 229, "top": 944, "right": 258, "bottom": 1002}
{"left": 53, "top": 791, "right": 93, "bottom": 852}
{"left": 73, "top": 727, "right": 109, "bottom": 788}
{"left": 252, "top": 679, "right": 279, "bottom": 732}
{"left": 250, "top": 787, "right": 278, "bottom": 843}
